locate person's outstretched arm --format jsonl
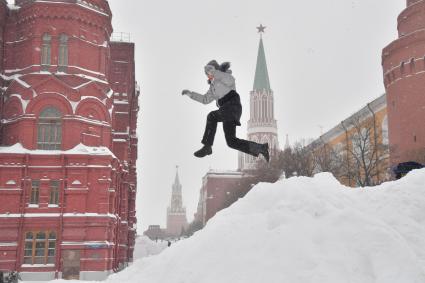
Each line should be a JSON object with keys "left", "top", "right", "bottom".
{"left": 182, "top": 88, "right": 215, "bottom": 105}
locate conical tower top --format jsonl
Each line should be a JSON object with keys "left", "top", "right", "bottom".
{"left": 253, "top": 25, "right": 271, "bottom": 92}
{"left": 174, "top": 165, "right": 181, "bottom": 187}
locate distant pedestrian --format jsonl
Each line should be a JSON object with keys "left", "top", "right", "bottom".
{"left": 167, "top": 240, "right": 171, "bottom": 247}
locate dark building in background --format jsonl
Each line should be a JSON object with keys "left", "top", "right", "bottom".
{"left": 143, "top": 225, "right": 166, "bottom": 241}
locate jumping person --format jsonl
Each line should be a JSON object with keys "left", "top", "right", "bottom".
{"left": 182, "top": 60, "right": 269, "bottom": 162}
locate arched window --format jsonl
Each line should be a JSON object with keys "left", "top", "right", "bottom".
{"left": 58, "top": 34, "right": 69, "bottom": 72}
{"left": 41, "top": 33, "right": 51, "bottom": 71}
{"left": 251, "top": 95, "right": 254, "bottom": 119}
{"left": 37, "top": 107, "right": 62, "bottom": 150}
{"left": 271, "top": 98, "right": 274, "bottom": 119}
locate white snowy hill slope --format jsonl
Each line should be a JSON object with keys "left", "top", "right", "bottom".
{"left": 63, "top": 170, "right": 425, "bottom": 283}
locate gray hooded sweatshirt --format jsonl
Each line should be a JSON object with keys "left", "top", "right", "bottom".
{"left": 187, "top": 68, "right": 236, "bottom": 105}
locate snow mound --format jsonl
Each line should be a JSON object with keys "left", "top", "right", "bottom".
{"left": 107, "top": 170, "right": 425, "bottom": 283}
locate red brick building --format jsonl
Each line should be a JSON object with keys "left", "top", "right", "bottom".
{"left": 194, "top": 170, "right": 247, "bottom": 226}
{"left": 382, "top": 0, "right": 425, "bottom": 166}
{"left": 0, "top": 0, "right": 139, "bottom": 280}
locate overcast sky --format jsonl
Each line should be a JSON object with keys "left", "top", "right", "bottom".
{"left": 7, "top": 0, "right": 406, "bottom": 232}
{"left": 106, "top": 0, "right": 406, "bottom": 233}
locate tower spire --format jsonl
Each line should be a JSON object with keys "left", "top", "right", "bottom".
{"left": 253, "top": 25, "right": 271, "bottom": 92}
{"left": 167, "top": 166, "right": 187, "bottom": 237}
{"left": 174, "top": 165, "right": 180, "bottom": 187}
{"left": 239, "top": 25, "right": 280, "bottom": 171}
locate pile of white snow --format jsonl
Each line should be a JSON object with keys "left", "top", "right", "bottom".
{"left": 53, "top": 170, "right": 425, "bottom": 283}
{"left": 133, "top": 235, "right": 168, "bottom": 260}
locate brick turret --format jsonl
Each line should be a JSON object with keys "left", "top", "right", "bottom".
{"left": 382, "top": 0, "right": 425, "bottom": 165}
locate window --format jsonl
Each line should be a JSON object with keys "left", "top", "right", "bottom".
{"left": 382, "top": 116, "right": 389, "bottom": 145}
{"left": 400, "top": 61, "right": 405, "bottom": 75}
{"left": 410, "top": 58, "right": 415, "bottom": 73}
{"left": 37, "top": 107, "right": 62, "bottom": 150}
{"left": 58, "top": 34, "right": 68, "bottom": 72}
{"left": 24, "top": 231, "right": 56, "bottom": 265}
{"left": 41, "top": 33, "right": 51, "bottom": 71}
{"left": 30, "top": 180, "right": 40, "bottom": 205}
{"left": 49, "top": 180, "right": 60, "bottom": 205}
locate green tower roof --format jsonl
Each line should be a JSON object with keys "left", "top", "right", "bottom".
{"left": 253, "top": 37, "right": 271, "bottom": 92}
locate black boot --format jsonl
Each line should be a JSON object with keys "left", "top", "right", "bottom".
{"left": 260, "top": 143, "right": 270, "bottom": 162}
{"left": 194, "top": 145, "right": 212, "bottom": 158}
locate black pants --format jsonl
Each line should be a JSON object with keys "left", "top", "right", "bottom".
{"left": 201, "top": 91, "right": 263, "bottom": 157}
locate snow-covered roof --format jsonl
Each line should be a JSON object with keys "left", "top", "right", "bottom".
{"left": 0, "top": 143, "right": 116, "bottom": 158}
{"left": 205, "top": 169, "right": 244, "bottom": 178}
{"left": 31, "top": 0, "right": 109, "bottom": 17}
{"left": 207, "top": 169, "right": 243, "bottom": 175}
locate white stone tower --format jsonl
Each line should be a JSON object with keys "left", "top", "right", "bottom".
{"left": 239, "top": 25, "right": 279, "bottom": 171}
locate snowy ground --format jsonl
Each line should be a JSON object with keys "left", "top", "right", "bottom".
{"left": 132, "top": 235, "right": 168, "bottom": 260}
{"left": 28, "top": 169, "right": 425, "bottom": 283}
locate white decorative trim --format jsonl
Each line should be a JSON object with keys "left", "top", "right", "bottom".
{"left": 19, "top": 271, "right": 56, "bottom": 281}
{"left": 61, "top": 241, "right": 114, "bottom": 246}
{"left": 21, "top": 264, "right": 54, "bottom": 268}
{"left": 0, "top": 242, "right": 18, "bottom": 247}
{"left": 247, "top": 127, "right": 278, "bottom": 135}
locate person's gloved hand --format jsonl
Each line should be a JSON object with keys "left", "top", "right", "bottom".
{"left": 182, "top": 89, "right": 191, "bottom": 96}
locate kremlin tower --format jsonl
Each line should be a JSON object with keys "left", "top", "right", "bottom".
{"left": 166, "top": 167, "right": 188, "bottom": 237}
{"left": 382, "top": 0, "right": 425, "bottom": 165}
{"left": 239, "top": 25, "right": 279, "bottom": 171}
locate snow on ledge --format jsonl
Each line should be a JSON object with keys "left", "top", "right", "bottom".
{"left": 0, "top": 242, "right": 18, "bottom": 247}
{"left": 71, "top": 180, "right": 82, "bottom": 185}
{"left": 0, "top": 143, "right": 116, "bottom": 158}
{"left": 21, "top": 264, "right": 54, "bottom": 268}
{"left": 7, "top": 4, "right": 20, "bottom": 10}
